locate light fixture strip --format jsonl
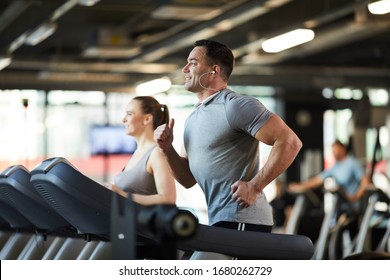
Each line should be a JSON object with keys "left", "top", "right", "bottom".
{"left": 78, "top": 0, "right": 101, "bottom": 7}
{"left": 25, "top": 23, "right": 57, "bottom": 46}
{"left": 0, "top": 57, "right": 12, "bottom": 71}
{"left": 262, "top": 29, "right": 315, "bottom": 53}
{"left": 135, "top": 78, "right": 172, "bottom": 96}
{"left": 368, "top": 0, "right": 390, "bottom": 15}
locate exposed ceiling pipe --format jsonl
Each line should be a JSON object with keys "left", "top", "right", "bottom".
{"left": 0, "top": 0, "right": 34, "bottom": 33}
{"left": 8, "top": 60, "right": 179, "bottom": 74}
{"left": 303, "top": 0, "right": 373, "bottom": 29}
{"left": 50, "top": 0, "right": 79, "bottom": 22}
{"left": 232, "top": 0, "right": 390, "bottom": 65}
{"left": 131, "top": 0, "right": 250, "bottom": 48}
{"left": 241, "top": 20, "right": 390, "bottom": 65}
{"left": 131, "top": 0, "right": 293, "bottom": 63}
{"left": 1, "top": 64, "right": 389, "bottom": 92}
{"left": 6, "top": 0, "right": 80, "bottom": 55}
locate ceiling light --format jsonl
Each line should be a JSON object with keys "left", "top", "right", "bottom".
{"left": 51, "top": 0, "right": 79, "bottom": 22}
{"left": 25, "top": 23, "right": 57, "bottom": 46}
{"left": 151, "top": 5, "right": 219, "bottom": 21}
{"left": 368, "top": 0, "right": 390, "bottom": 15}
{"left": 136, "top": 78, "right": 172, "bottom": 95}
{"left": 8, "top": 33, "right": 27, "bottom": 53}
{"left": 262, "top": 29, "right": 315, "bottom": 53}
{"left": 0, "top": 57, "right": 12, "bottom": 71}
{"left": 78, "top": 0, "right": 100, "bottom": 6}
{"left": 368, "top": 88, "right": 389, "bottom": 105}
{"left": 82, "top": 46, "right": 141, "bottom": 58}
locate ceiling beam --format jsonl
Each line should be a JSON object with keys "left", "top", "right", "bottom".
{"left": 0, "top": 0, "right": 34, "bottom": 34}
{"left": 1, "top": 64, "right": 389, "bottom": 92}
{"left": 8, "top": 60, "right": 179, "bottom": 74}
{"left": 241, "top": 20, "right": 390, "bottom": 65}
{"left": 131, "top": 0, "right": 292, "bottom": 63}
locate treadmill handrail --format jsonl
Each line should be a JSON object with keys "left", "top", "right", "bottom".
{"left": 177, "top": 224, "right": 314, "bottom": 260}
{"left": 41, "top": 157, "right": 78, "bottom": 173}
{"left": 1, "top": 165, "right": 29, "bottom": 178}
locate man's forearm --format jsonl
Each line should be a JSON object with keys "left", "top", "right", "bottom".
{"left": 161, "top": 146, "right": 197, "bottom": 188}
{"left": 252, "top": 136, "right": 302, "bottom": 192}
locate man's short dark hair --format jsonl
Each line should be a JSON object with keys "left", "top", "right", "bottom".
{"left": 333, "top": 139, "right": 346, "bottom": 149}
{"left": 194, "top": 39, "right": 234, "bottom": 81}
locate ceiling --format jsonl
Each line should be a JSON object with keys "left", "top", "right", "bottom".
{"left": 0, "top": 0, "right": 390, "bottom": 96}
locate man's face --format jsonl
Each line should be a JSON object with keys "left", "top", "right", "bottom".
{"left": 182, "top": 46, "right": 211, "bottom": 93}
{"left": 332, "top": 144, "right": 346, "bottom": 161}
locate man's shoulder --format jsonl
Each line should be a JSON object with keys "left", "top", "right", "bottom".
{"left": 217, "top": 89, "right": 258, "bottom": 105}
{"left": 345, "top": 155, "right": 360, "bottom": 164}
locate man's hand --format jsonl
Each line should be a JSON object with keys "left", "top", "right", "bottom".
{"left": 288, "top": 182, "right": 306, "bottom": 194}
{"left": 231, "top": 180, "right": 260, "bottom": 208}
{"left": 154, "top": 118, "right": 175, "bottom": 151}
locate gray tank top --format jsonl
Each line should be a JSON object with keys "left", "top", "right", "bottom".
{"left": 114, "top": 146, "right": 157, "bottom": 195}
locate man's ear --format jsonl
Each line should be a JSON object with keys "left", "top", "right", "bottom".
{"left": 212, "top": 65, "right": 221, "bottom": 75}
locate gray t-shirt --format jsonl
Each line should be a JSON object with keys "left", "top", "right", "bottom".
{"left": 114, "top": 146, "right": 157, "bottom": 195}
{"left": 184, "top": 89, "right": 274, "bottom": 226}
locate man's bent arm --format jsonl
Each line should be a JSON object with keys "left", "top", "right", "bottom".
{"left": 154, "top": 119, "right": 197, "bottom": 188}
{"left": 160, "top": 145, "right": 197, "bottom": 188}
{"left": 252, "top": 114, "right": 302, "bottom": 192}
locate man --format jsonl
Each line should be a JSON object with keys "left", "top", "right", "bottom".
{"left": 288, "top": 139, "right": 367, "bottom": 203}
{"left": 287, "top": 140, "right": 370, "bottom": 251}
{"left": 154, "top": 39, "right": 302, "bottom": 237}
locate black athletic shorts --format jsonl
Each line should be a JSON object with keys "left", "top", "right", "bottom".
{"left": 212, "top": 221, "right": 273, "bottom": 233}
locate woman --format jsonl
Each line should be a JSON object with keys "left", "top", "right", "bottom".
{"left": 104, "top": 96, "right": 176, "bottom": 205}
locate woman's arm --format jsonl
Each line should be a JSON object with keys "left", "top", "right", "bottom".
{"left": 132, "top": 148, "right": 176, "bottom": 205}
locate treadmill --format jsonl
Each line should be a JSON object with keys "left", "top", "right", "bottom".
{"left": 30, "top": 157, "right": 314, "bottom": 260}
{"left": 0, "top": 164, "right": 77, "bottom": 259}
